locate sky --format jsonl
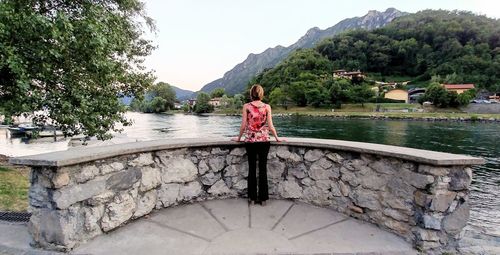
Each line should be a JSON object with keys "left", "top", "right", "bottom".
{"left": 141, "top": 0, "right": 500, "bottom": 91}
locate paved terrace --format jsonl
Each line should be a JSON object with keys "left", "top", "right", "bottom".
{"left": 4, "top": 138, "right": 484, "bottom": 254}
{"left": 1, "top": 199, "right": 415, "bottom": 255}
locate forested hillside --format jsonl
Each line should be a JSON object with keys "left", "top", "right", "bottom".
{"left": 200, "top": 8, "right": 405, "bottom": 95}
{"left": 253, "top": 10, "right": 500, "bottom": 107}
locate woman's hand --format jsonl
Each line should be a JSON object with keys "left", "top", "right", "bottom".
{"left": 276, "top": 137, "right": 286, "bottom": 142}
{"left": 231, "top": 137, "right": 241, "bottom": 142}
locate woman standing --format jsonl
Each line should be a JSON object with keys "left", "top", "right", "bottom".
{"left": 232, "top": 84, "right": 283, "bottom": 205}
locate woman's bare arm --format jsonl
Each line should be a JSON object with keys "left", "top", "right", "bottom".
{"left": 234, "top": 104, "right": 247, "bottom": 142}
{"left": 266, "top": 104, "right": 283, "bottom": 142}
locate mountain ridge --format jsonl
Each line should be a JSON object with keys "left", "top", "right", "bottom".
{"left": 199, "top": 8, "right": 407, "bottom": 95}
{"left": 171, "top": 85, "right": 195, "bottom": 101}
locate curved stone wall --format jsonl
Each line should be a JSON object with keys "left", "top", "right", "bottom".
{"left": 11, "top": 138, "right": 483, "bottom": 253}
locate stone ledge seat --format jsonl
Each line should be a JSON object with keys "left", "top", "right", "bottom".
{"left": 9, "top": 137, "right": 484, "bottom": 253}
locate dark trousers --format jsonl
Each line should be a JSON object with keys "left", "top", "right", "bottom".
{"left": 245, "top": 142, "right": 271, "bottom": 201}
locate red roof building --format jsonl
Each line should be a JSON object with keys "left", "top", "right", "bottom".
{"left": 442, "top": 84, "right": 475, "bottom": 94}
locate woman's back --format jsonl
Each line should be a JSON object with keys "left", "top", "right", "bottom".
{"left": 244, "top": 102, "right": 269, "bottom": 142}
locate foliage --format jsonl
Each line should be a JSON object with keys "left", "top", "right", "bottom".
{"left": 269, "top": 87, "right": 288, "bottom": 109}
{"left": 130, "top": 82, "right": 176, "bottom": 113}
{"left": 316, "top": 10, "right": 500, "bottom": 92}
{"left": 249, "top": 10, "right": 499, "bottom": 109}
{"left": 210, "top": 88, "right": 225, "bottom": 98}
{"left": 345, "top": 84, "right": 376, "bottom": 107}
{"left": 232, "top": 94, "right": 245, "bottom": 109}
{"left": 194, "top": 92, "right": 213, "bottom": 114}
{"left": 150, "top": 82, "right": 176, "bottom": 110}
{"left": 418, "top": 82, "right": 473, "bottom": 108}
{"left": 0, "top": 0, "right": 155, "bottom": 140}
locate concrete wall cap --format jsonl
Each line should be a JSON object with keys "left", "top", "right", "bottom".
{"left": 9, "top": 137, "right": 485, "bottom": 167}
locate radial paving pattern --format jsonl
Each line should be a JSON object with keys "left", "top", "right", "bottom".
{"left": 74, "top": 199, "right": 417, "bottom": 255}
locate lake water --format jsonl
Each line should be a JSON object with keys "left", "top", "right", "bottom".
{"left": 1, "top": 112, "right": 499, "bottom": 241}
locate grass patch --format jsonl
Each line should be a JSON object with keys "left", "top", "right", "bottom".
{"left": 0, "top": 166, "right": 29, "bottom": 212}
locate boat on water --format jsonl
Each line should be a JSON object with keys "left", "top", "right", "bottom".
{"left": 7, "top": 124, "right": 39, "bottom": 136}
{"left": 7, "top": 124, "right": 64, "bottom": 138}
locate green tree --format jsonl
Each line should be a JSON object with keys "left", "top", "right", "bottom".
{"left": 194, "top": 92, "right": 213, "bottom": 113}
{"left": 0, "top": 0, "right": 155, "bottom": 139}
{"left": 148, "top": 97, "right": 167, "bottom": 113}
{"left": 419, "top": 82, "right": 452, "bottom": 107}
{"left": 346, "top": 84, "right": 376, "bottom": 107}
{"left": 210, "top": 88, "right": 225, "bottom": 98}
{"left": 269, "top": 87, "right": 288, "bottom": 109}
{"left": 232, "top": 94, "right": 245, "bottom": 109}
{"left": 150, "top": 82, "right": 176, "bottom": 111}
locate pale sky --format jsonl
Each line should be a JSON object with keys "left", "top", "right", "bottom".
{"left": 142, "top": 0, "right": 500, "bottom": 91}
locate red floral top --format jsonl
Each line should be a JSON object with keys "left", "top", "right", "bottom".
{"left": 244, "top": 102, "right": 270, "bottom": 142}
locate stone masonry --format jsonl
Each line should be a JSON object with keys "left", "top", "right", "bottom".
{"left": 23, "top": 143, "right": 477, "bottom": 254}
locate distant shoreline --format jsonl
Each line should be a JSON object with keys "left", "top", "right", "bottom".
{"left": 203, "top": 111, "right": 500, "bottom": 123}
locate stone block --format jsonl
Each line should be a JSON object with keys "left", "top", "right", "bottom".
{"left": 29, "top": 182, "right": 51, "bottom": 208}
{"left": 53, "top": 178, "right": 106, "bottom": 209}
{"left": 82, "top": 205, "right": 104, "bottom": 239}
{"left": 140, "top": 167, "right": 161, "bottom": 192}
{"left": 277, "top": 180, "right": 302, "bottom": 198}
{"left": 330, "top": 182, "right": 343, "bottom": 197}
{"left": 209, "top": 156, "right": 226, "bottom": 172}
{"left": 309, "top": 163, "right": 336, "bottom": 180}
{"left": 233, "top": 179, "right": 247, "bottom": 191}
{"left": 304, "top": 149, "right": 323, "bottom": 162}
{"left": 383, "top": 218, "right": 410, "bottom": 235}
{"left": 75, "top": 165, "right": 99, "bottom": 183}
{"left": 340, "top": 167, "right": 359, "bottom": 187}
{"left": 32, "top": 208, "right": 79, "bottom": 248}
{"left": 160, "top": 157, "right": 198, "bottom": 183}
{"left": 179, "top": 181, "right": 203, "bottom": 200}
{"left": 325, "top": 152, "right": 344, "bottom": 163}
{"left": 414, "top": 228, "right": 440, "bottom": 242}
{"left": 52, "top": 170, "right": 70, "bottom": 189}
{"left": 387, "top": 177, "right": 416, "bottom": 199}
{"left": 87, "top": 191, "right": 115, "bottom": 206}
{"left": 101, "top": 193, "right": 136, "bottom": 232}
{"left": 229, "top": 147, "right": 246, "bottom": 156}
{"left": 383, "top": 208, "right": 408, "bottom": 222}
{"left": 157, "top": 183, "right": 181, "bottom": 208}
{"left": 129, "top": 153, "right": 154, "bottom": 167}
{"left": 211, "top": 147, "right": 228, "bottom": 155}
{"left": 399, "top": 168, "right": 434, "bottom": 189}
{"left": 225, "top": 161, "right": 248, "bottom": 177}
{"left": 275, "top": 146, "right": 291, "bottom": 159}
{"left": 198, "top": 159, "right": 209, "bottom": 175}
{"left": 369, "top": 159, "right": 396, "bottom": 175}
{"left": 201, "top": 172, "right": 221, "bottom": 186}
{"left": 338, "top": 180, "right": 350, "bottom": 197}
{"left": 414, "top": 190, "right": 431, "bottom": 208}
{"left": 134, "top": 190, "right": 157, "bottom": 218}
{"left": 429, "top": 191, "right": 456, "bottom": 212}
{"left": 422, "top": 214, "right": 442, "bottom": 230}
{"left": 353, "top": 189, "right": 380, "bottom": 211}
{"left": 301, "top": 177, "right": 314, "bottom": 186}
{"left": 360, "top": 174, "right": 387, "bottom": 191}
{"left": 449, "top": 167, "right": 472, "bottom": 191}
{"left": 442, "top": 201, "right": 469, "bottom": 235}
{"left": 383, "top": 193, "right": 413, "bottom": 213}
{"left": 100, "top": 162, "right": 125, "bottom": 175}
{"left": 106, "top": 168, "right": 142, "bottom": 191}
{"left": 267, "top": 159, "right": 285, "bottom": 180}
{"left": 208, "top": 179, "right": 231, "bottom": 196}
{"left": 302, "top": 186, "right": 331, "bottom": 206}
{"left": 288, "top": 163, "right": 307, "bottom": 179}
{"left": 418, "top": 164, "right": 449, "bottom": 176}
